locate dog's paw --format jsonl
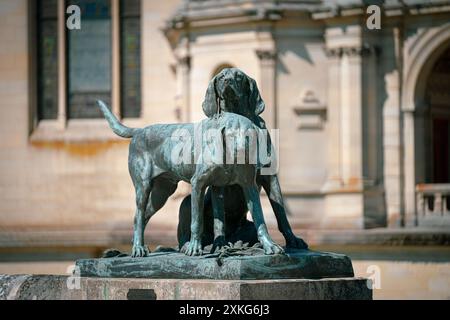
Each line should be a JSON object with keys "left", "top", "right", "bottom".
{"left": 131, "top": 245, "right": 150, "bottom": 257}
{"left": 285, "top": 234, "right": 309, "bottom": 250}
{"left": 183, "top": 239, "right": 203, "bottom": 256}
{"left": 210, "top": 235, "right": 227, "bottom": 253}
{"left": 261, "top": 240, "right": 284, "bottom": 255}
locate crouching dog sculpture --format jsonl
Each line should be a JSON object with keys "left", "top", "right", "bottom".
{"left": 97, "top": 68, "right": 307, "bottom": 257}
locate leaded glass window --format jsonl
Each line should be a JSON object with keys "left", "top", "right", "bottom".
{"left": 120, "top": 0, "right": 141, "bottom": 118}
{"left": 37, "top": 0, "right": 58, "bottom": 120}
{"left": 67, "top": 0, "right": 112, "bottom": 119}
{"left": 36, "top": 0, "right": 141, "bottom": 122}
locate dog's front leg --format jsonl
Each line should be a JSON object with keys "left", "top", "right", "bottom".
{"left": 183, "top": 181, "right": 204, "bottom": 256}
{"left": 242, "top": 184, "right": 284, "bottom": 255}
{"left": 259, "top": 174, "right": 308, "bottom": 250}
{"left": 211, "top": 186, "right": 226, "bottom": 253}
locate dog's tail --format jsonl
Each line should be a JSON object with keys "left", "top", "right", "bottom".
{"left": 97, "top": 100, "right": 137, "bottom": 138}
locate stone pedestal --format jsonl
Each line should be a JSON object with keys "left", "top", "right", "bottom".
{"left": 75, "top": 249, "right": 354, "bottom": 280}
{"left": 0, "top": 275, "right": 372, "bottom": 300}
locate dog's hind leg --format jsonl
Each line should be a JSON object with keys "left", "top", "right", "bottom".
{"left": 143, "top": 177, "right": 178, "bottom": 239}
{"left": 177, "top": 192, "right": 215, "bottom": 250}
{"left": 132, "top": 180, "right": 151, "bottom": 257}
{"left": 241, "top": 184, "right": 284, "bottom": 255}
{"left": 259, "top": 175, "right": 308, "bottom": 249}
{"left": 210, "top": 186, "right": 226, "bottom": 253}
{"left": 129, "top": 148, "right": 154, "bottom": 258}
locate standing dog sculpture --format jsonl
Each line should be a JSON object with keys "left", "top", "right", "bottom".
{"left": 97, "top": 100, "right": 284, "bottom": 257}
{"left": 177, "top": 68, "right": 308, "bottom": 251}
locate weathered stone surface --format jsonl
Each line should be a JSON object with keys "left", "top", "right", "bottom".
{"left": 0, "top": 274, "right": 82, "bottom": 300}
{"left": 238, "top": 278, "right": 372, "bottom": 300}
{"left": 0, "top": 275, "right": 372, "bottom": 300}
{"left": 0, "top": 274, "right": 29, "bottom": 300}
{"left": 75, "top": 249, "right": 354, "bottom": 280}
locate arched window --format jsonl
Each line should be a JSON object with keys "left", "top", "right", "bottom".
{"left": 211, "top": 63, "right": 234, "bottom": 78}
{"left": 424, "top": 45, "right": 450, "bottom": 183}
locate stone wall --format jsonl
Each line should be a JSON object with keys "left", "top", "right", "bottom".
{"left": 1, "top": 0, "right": 450, "bottom": 248}
{"left": 0, "top": 0, "right": 184, "bottom": 233}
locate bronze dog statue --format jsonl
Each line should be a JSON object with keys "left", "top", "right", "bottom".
{"left": 177, "top": 68, "right": 308, "bottom": 251}
{"left": 97, "top": 99, "right": 284, "bottom": 257}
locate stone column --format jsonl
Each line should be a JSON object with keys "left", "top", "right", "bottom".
{"left": 175, "top": 55, "right": 191, "bottom": 123}
{"left": 403, "top": 109, "right": 417, "bottom": 227}
{"left": 341, "top": 46, "right": 365, "bottom": 189}
{"left": 322, "top": 48, "right": 343, "bottom": 192}
{"left": 322, "top": 27, "right": 381, "bottom": 228}
{"left": 256, "top": 49, "right": 277, "bottom": 130}
{"left": 383, "top": 27, "right": 404, "bottom": 227}
{"left": 173, "top": 34, "right": 191, "bottom": 122}
{"left": 323, "top": 45, "right": 372, "bottom": 192}
{"left": 384, "top": 70, "right": 404, "bottom": 227}
{"left": 321, "top": 44, "right": 366, "bottom": 229}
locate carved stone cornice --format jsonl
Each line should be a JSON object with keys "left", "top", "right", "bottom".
{"left": 312, "top": 1, "right": 450, "bottom": 20}
{"left": 325, "top": 47, "right": 343, "bottom": 59}
{"left": 166, "top": 0, "right": 314, "bottom": 29}
{"left": 177, "top": 55, "right": 191, "bottom": 69}
{"left": 256, "top": 49, "right": 277, "bottom": 61}
{"left": 325, "top": 44, "right": 380, "bottom": 58}
{"left": 342, "top": 45, "right": 380, "bottom": 57}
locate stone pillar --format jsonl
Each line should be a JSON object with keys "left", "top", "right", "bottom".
{"left": 256, "top": 49, "right": 277, "bottom": 130}
{"left": 172, "top": 34, "right": 191, "bottom": 122}
{"left": 323, "top": 45, "right": 371, "bottom": 193}
{"left": 341, "top": 46, "right": 364, "bottom": 189}
{"left": 383, "top": 27, "right": 405, "bottom": 227}
{"left": 322, "top": 48, "right": 343, "bottom": 192}
{"left": 321, "top": 44, "right": 365, "bottom": 228}
{"left": 175, "top": 54, "right": 191, "bottom": 123}
{"left": 360, "top": 44, "right": 385, "bottom": 228}
{"left": 384, "top": 70, "right": 404, "bottom": 227}
{"left": 322, "top": 26, "right": 381, "bottom": 228}
{"left": 403, "top": 109, "right": 417, "bottom": 227}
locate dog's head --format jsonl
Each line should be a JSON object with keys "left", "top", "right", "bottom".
{"left": 202, "top": 68, "right": 266, "bottom": 127}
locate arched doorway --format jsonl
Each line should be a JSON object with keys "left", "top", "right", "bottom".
{"left": 424, "top": 47, "right": 450, "bottom": 184}
{"left": 414, "top": 45, "right": 450, "bottom": 222}
{"left": 401, "top": 25, "right": 450, "bottom": 226}
{"left": 211, "top": 63, "right": 234, "bottom": 78}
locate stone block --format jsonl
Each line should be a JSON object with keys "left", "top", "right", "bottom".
{"left": 0, "top": 274, "right": 372, "bottom": 300}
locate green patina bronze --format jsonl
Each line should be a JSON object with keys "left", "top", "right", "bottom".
{"left": 76, "top": 246, "right": 354, "bottom": 280}
{"left": 90, "top": 68, "right": 354, "bottom": 280}
{"left": 97, "top": 68, "right": 307, "bottom": 258}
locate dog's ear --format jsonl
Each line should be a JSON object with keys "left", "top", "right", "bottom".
{"left": 202, "top": 75, "right": 218, "bottom": 118}
{"left": 247, "top": 76, "right": 265, "bottom": 116}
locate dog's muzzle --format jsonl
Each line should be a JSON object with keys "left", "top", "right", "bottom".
{"left": 221, "top": 83, "right": 240, "bottom": 101}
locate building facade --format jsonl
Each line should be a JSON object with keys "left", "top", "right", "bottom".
{"left": 0, "top": 0, "right": 449, "bottom": 248}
